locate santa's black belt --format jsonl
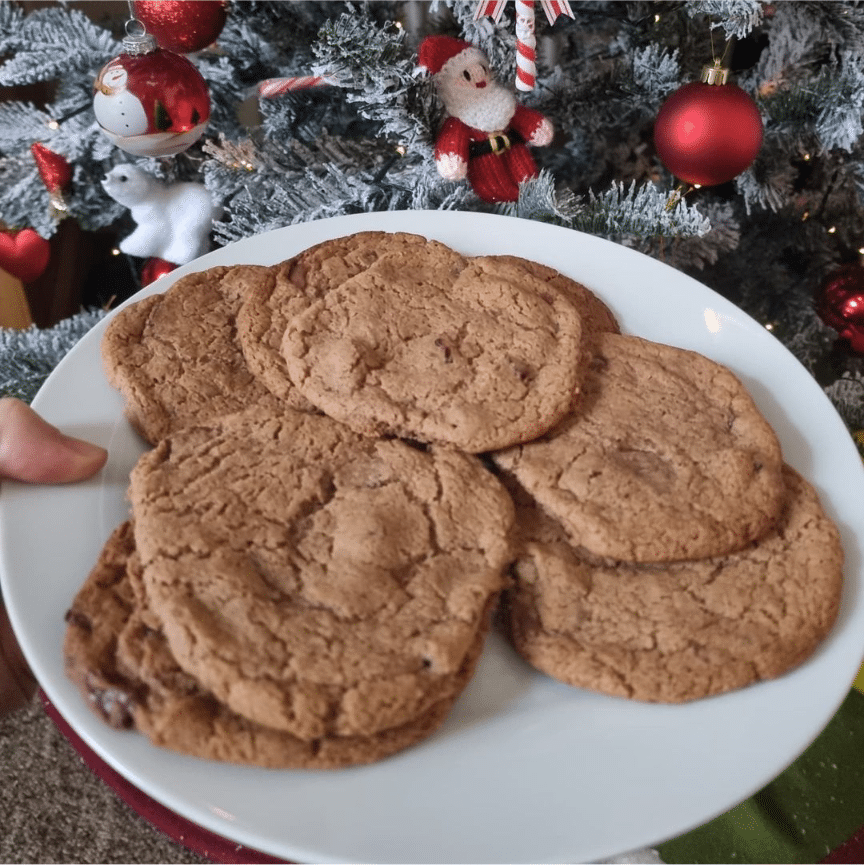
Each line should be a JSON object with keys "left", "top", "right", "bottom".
{"left": 468, "top": 129, "right": 524, "bottom": 157}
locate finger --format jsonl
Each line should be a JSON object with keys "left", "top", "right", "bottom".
{"left": 0, "top": 398, "right": 107, "bottom": 484}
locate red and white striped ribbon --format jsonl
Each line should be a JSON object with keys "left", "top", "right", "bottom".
{"left": 474, "top": 0, "right": 573, "bottom": 26}
{"left": 473, "top": 0, "right": 573, "bottom": 91}
{"left": 257, "top": 76, "right": 331, "bottom": 99}
{"left": 537, "top": 0, "right": 572, "bottom": 25}
{"left": 474, "top": 0, "right": 508, "bottom": 20}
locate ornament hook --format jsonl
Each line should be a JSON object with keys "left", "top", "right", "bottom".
{"left": 122, "top": 10, "right": 157, "bottom": 55}
{"left": 665, "top": 183, "right": 695, "bottom": 211}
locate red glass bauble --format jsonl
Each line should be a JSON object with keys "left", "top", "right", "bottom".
{"left": 0, "top": 228, "right": 51, "bottom": 283}
{"left": 93, "top": 47, "right": 210, "bottom": 157}
{"left": 815, "top": 264, "right": 864, "bottom": 354}
{"left": 654, "top": 81, "right": 764, "bottom": 186}
{"left": 140, "top": 257, "right": 178, "bottom": 287}
{"left": 132, "top": 1, "right": 228, "bottom": 54}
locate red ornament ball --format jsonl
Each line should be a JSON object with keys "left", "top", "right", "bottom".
{"left": 132, "top": 1, "right": 227, "bottom": 54}
{"left": 654, "top": 80, "right": 764, "bottom": 186}
{"left": 140, "top": 257, "right": 178, "bottom": 287}
{"left": 93, "top": 47, "right": 210, "bottom": 157}
{"left": 815, "top": 264, "right": 864, "bottom": 354}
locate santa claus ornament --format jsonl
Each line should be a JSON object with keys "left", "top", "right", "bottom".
{"left": 418, "top": 35, "right": 554, "bottom": 203}
{"left": 93, "top": 20, "right": 210, "bottom": 158}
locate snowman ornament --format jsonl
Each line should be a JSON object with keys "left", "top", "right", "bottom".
{"left": 93, "top": 28, "right": 210, "bottom": 158}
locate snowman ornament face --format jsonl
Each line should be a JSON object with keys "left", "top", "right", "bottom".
{"left": 93, "top": 62, "right": 149, "bottom": 139}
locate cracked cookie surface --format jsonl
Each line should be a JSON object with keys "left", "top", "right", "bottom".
{"left": 63, "top": 522, "right": 487, "bottom": 768}
{"left": 128, "top": 405, "right": 514, "bottom": 740}
{"left": 101, "top": 265, "right": 283, "bottom": 444}
{"left": 503, "top": 465, "right": 843, "bottom": 702}
{"left": 237, "top": 231, "right": 431, "bottom": 410}
{"left": 493, "top": 333, "right": 786, "bottom": 562}
{"left": 491, "top": 255, "right": 619, "bottom": 347}
{"left": 281, "top": 249, "right": 586, "bottom": 452}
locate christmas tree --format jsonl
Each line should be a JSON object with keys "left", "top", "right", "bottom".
{"left": 1, "top": 0, "right": 863, "bottom": 433}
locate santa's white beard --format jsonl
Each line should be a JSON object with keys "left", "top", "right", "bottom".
{"left": 438, "top": 79, "right": 517, "bottom": 132}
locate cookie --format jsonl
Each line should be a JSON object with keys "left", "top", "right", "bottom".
{"left": 128, "top": 405, "right": 514, "bottom": 740}
{"left": 493, "top": 333, "right": 786, "bottom": 561}
{"left": 503, "top": 465, "right": 844, "bottom": 702}
{"left": 492, "top": 255, "right": 619, "bottom": 344}
{"left": 236, "top": 231, "right": 431, "bottom": 409}
{"left": 281, "top": 249, "right": 586, "bottom": 452}
{"left": 64, "top": 522, "right": 487, "bottom": 768}
{"left": 101, "top": 265, "right": 283, "bottom": 443}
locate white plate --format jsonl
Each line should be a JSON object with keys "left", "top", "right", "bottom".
{"left": 2, "top": 211, "right": 863, "bottom": 864}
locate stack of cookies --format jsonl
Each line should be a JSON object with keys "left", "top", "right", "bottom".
{"left": 64, "top": 231, "right": 843, "bottom": 768}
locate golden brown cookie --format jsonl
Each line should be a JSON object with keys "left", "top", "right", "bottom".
{"left": 502, "top": 465, "right": 844, "bottom": 702}
{"left": 281, "top": 250, "right": 586, "bottom": 452}
{"left": 101, "top": 265, "right": 284, "bottom": 444}
{"left": 236, "top": 231, "right": 431, "bottom": 409}
{"left": 493, "top": 333, "right": 786, "bottom": 562}
{"left": 64, "top": 522, "right": 487, "bottom": 768}
{"left": 128, "top": 405, "right": 514, "bottom": 740}
{"left": 492, "top": 255, "right": 619, "bottom": 345}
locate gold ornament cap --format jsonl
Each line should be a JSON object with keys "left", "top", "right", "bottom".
{"left": 701, "top": 60, "right": 730, "bottom": 85}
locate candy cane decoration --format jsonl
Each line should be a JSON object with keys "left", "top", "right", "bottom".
{"left": 257, "top": 75, "right": 332, "bottom": 99}
{"left": 474, "top": 0, "right": 573, "bottom": 91}
{"left": 514, "top": 0, "right": 537, "bottom": 91}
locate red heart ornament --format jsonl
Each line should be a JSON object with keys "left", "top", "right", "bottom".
{"left": 0, "top": 229, "right": 51, "bottom": 283}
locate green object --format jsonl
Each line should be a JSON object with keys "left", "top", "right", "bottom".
{"left": 659, "top": 688, "right": 864, "bottom": 863}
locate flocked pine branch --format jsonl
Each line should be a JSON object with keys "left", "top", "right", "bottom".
{"left": 0, "top": 1, "right": 24, "bottom": 56}
{"left": 504, "top": 173, "right": 712, "bottom": 240}
{"left": 638, "top": 199, "right": 741, "bottom": 270}
{"left": 500, "top": 170, "right": 580, "bottom": 223}
{"left": 824, "top": 374, "right": 864, "bottom": 431}
{"left": 0, "top": 4, "right": 124, "bottom": 235}
{"left": 758, "top": 57, "right": 864, "bottom": 153}
{"left": 813, "top": 54, "right": 864, "bottom": 153}
{"left": 734, "top": 160, "right": 797, "bottom": 215}
{"left": 685, "top": 0, "right": 764, "bottom": 40}
{"left": 746, "top": 1, "right": 864, "bottom": 87}
{"left": 576, "top": 180, "right": 712, "bottom": 238}
{"left": 0, "top": 6, "right": 118, "bottom": 85}
{"left": 628, "top": 45, "right": 681, "bottom": 106}
{"left": 312, "top": 6, "right": 435, "bottom": 149}
{"left": 0, "top": 309, "right": 106, "bottom": 403}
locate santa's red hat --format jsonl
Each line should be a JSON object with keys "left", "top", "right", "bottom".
{"left": 417, "top": 35, "right": 486, "bottom": 77}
